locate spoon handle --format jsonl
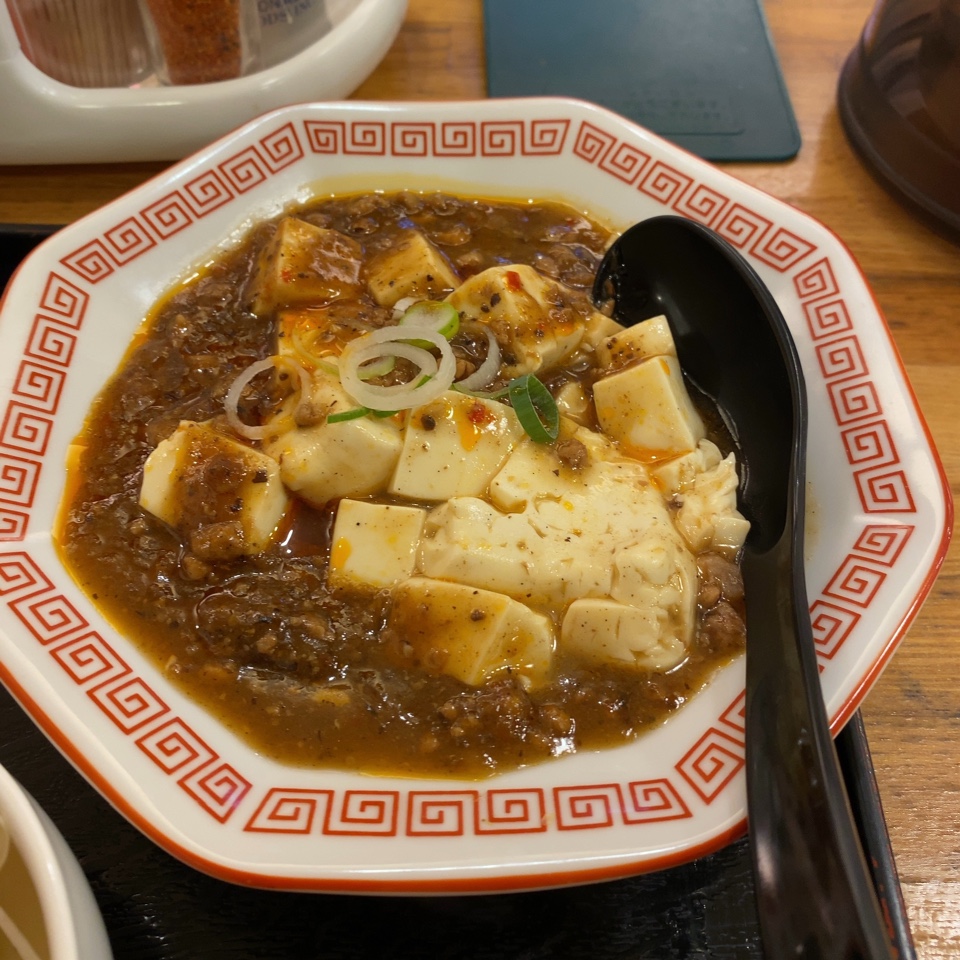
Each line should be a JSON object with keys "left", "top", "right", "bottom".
{"left": 745, "top": 530, "right": 896, "bottom": 960}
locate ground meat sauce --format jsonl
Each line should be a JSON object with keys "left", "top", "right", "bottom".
{"left": 56, "top": 192, "right": 746, "bottom": 779}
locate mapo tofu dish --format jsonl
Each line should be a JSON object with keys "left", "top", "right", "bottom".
{"left": 56, "top": 191, "right": 749, "bottom": 778}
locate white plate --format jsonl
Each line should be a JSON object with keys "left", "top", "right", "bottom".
{"left": 0, "top": 98, "right": 950, "bottom": 893}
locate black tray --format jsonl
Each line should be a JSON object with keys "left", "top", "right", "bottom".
{"left": 0, "top": 226, "right": 914, "bottom": 960}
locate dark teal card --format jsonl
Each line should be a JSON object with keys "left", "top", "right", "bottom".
{"left": 483, "top": 0, "right": 801, "bottom": 162}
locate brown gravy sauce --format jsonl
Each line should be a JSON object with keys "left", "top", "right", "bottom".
{"left": 56, "top": 191, "right": 746, "bottom": 778}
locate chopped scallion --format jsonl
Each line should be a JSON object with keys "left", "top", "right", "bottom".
{"left": 327, "top": 407, "right": 370, "bottom": 423}
{"left": 327, "top": 406, "right": 397, "bottom": 423}
{"left": 399, "top": 301, "right": 460, "bottom": 345}
{"left": 508, "top": 374, "right": 559, "bottom": 443}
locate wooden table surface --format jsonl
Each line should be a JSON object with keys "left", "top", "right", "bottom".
{"left": 1, "top": 0, "right": 958, "bottom": 956}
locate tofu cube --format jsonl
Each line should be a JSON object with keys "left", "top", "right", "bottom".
{"left": 420, "top": 429, "right": 674, "bottom": 609}
{"left": 649, "top": 438, "right": 723, "bottom": 496}
{"left": 263, "top": 373, "right": 403, "bottom": 507}
{"left": 419, "top": 497, "right": 554, "bottom": 601}
{"left": 594, "top": 314, "right": 676, "bottom": 369}
{"left": 488, "top": 424, "right": 641, "bottom": 513}
{"left": 445, "top": 264, "right": 585, "bottom": 376}
{"left": 650, "top": 439, "right": 750, "bottom": 554}
{"left": 387, "top": 577, "right": 554, "bottom": 687}
{"left": 675, "top": 453, "right": 749, "bottom": 554}
{"left": 610, "top": 532, "right": 697, "bottom": 649}
{"left": 554, "top": 382, "right": 592, "bottom": 425}
{"left": 612, "top": 531, "right": 694, "bottom": 604}
{"left": 140, "top": 421, "right": 289, "bottom": 556}
{"left": 593, "top": 354, "right": 705, "bottom": 462}
{"left": 713, "top": 514, "right": 752, "bottom": 554}
{"left": 366, "top": 231, "right": 460, "bottom": 307}
{"left": 265, "top": 417, "right": 402, "bottom": 507}
{"left": 328, "top": 499, "right": 427, "bottom": 590}
{"left": 582, "top": 311, "right": 625, "bottom": 351}
{"left": 560, "top": 598, "right": 687, "bottom": 672}
{"left": 419, "top": 497, "right": 615, "bottom": 607}
{"left": 251, "top": 218, "right": 363, "bottom": 315}
{"left": 389, "top": 392, "right": 525, "bottom": 502}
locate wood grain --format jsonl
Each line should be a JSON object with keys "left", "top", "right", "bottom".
{"left": 1, "top": 0, "right": 959, "bottom": 955}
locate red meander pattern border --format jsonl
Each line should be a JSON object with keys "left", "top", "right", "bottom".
{"left": 0, "top": 114, "right": 918, "bottom": 835}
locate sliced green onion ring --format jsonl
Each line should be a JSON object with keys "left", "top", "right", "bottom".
{"left": 327, "top": 407, "right": 399, "bottom": 423}
{"left": 327, "top": 407, "right": 370, "bottom": 423}
{"left": 508, "top": 374, "right": 560, "bottom": 443}
{"left": 327, "top": 406, "right": 399, "bottom": 424}
{"left": 398, "top": 301, "right": 459, "bottom": 348}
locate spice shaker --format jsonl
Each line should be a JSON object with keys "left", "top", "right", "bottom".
{"left": 4, "top": 0, "right": 153, "bottom": 87}
{"left": 4, "top": 0, "right": 336, "bottom": 87}
{"left": 141, "top": 0, "right": 261, "bottom": 85}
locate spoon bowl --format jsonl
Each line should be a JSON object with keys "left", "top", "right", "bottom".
{"left": 594, "top": 215, "right": 895, "bottom": 959}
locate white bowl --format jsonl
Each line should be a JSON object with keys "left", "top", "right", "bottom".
{"left": 0, "top": 98, "right": 950, "bottom": 893}
{"left": 0, "top": 764, "right": 112, "bottom": 959}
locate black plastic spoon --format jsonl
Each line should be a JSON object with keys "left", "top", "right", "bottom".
{"left": 593, "top": 216, "right": 895, "bottom": 959}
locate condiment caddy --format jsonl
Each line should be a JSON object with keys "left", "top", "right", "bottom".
{"left": 0, "top": 0, "right": 406, "bottom": 164}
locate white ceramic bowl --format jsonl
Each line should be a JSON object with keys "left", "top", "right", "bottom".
{"left": 0, "top": 764, "right": 112, "bottom": 959}
{"left": 0, "top": 98, "right": 950, "bottom": 893}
